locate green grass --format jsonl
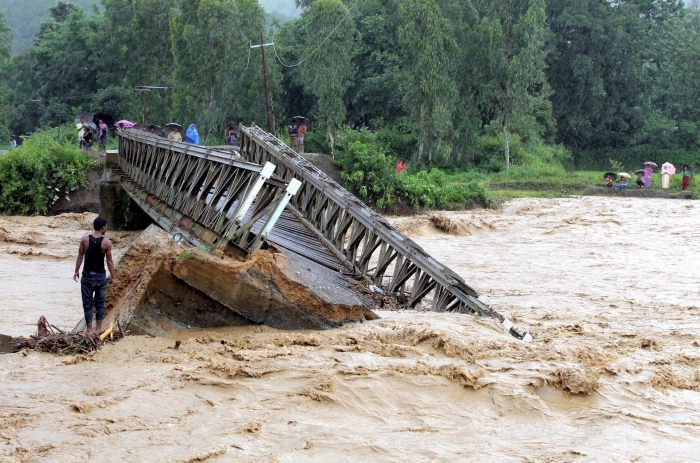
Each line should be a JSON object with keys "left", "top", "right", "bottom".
{"left": 444, "top": 168, "right": 700, "bottom": 201}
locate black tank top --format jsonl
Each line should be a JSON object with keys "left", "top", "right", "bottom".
{"left": 84, "top": 235, "right": 106, "bottom": 274}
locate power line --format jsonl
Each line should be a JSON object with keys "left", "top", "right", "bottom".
{"left": 19, "top": 64, "right": 66, "bottom": 106}
{"left": 272, "top": 0, "right": 359, "bottom": 69}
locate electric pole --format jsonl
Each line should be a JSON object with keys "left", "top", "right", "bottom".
{"left": 251, "top": 32, "right": 274, "bottom": 133}
{"left": 163, "top": 87, "right": 170, "bottom": 124}
{"left": 135, "top": 86, "right": 172, "bottom": 126}
{"left": 134, "top": 86, "right": 150, "bottom": 126}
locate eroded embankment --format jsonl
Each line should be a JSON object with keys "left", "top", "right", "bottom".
{"left": 80, "top": 225, "right": 375, "bottom": 335}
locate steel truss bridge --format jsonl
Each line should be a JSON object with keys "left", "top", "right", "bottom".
{"left": 115, "top": 126, "right": 532, "bottom": 341}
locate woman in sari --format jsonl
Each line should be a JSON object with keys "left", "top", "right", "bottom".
{"left": 643, "top": 165, "right": 653, "bottom": 189}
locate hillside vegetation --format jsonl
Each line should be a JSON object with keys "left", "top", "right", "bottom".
{"left": 0, "top": 0, "right": 698, "bottom": 214}
{"left": 0, "top": 0, "right": 99, "bottom": 54}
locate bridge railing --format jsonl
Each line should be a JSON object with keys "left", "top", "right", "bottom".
{"left": 116, "top": 129, "right": 298, "bottom": 256}
{"left": 239, "top": 125, "right": 507, "bottom": 321}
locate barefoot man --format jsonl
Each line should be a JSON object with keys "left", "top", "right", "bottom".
{"left": 73, "top": 217, "right": 118, "bottom": 335}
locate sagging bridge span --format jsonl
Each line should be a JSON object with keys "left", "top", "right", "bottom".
{"left": 111, "top": 125, "right": 532, "bottom": 341}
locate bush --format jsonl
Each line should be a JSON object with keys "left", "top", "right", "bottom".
{"left": 0, "top": 132, "right": 93, "bottom": 215}
{"left": 335, "top": 128, "right": 490, "bottom": 211}
{"left": 335, "top": 128, "right": 398, "bottom": 208}
{"left": 399, "top": 169, "right": 489, "bottom": 210}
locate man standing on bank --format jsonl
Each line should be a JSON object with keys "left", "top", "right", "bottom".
{"left": 73, "top": 217, "right": 118, "bottom": 335}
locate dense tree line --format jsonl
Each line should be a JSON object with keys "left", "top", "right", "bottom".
{"left": 0, "top": 0, "right": 698, "bottom": 171}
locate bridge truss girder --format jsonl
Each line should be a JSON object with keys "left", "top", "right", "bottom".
{"left": 117, "top": 130, "right": 297, "bottom": 256}
{"left": 238, "top": 125, "right": 498, "bottom": 318}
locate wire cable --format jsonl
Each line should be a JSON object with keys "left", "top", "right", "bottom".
{"left": 19, "top": 64, "right": 66, "bottom": 106}
{"left": 272, "top": 0, "right": 359, "bottom": 68}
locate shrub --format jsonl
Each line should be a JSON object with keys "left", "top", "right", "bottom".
{"left": 399, "top": 169, "right": 489, "bottom": 210}
{"left": 335, "top": 128, "right": 398, "bottom": 208}
{"left": 0, "top": 132, "right": 93, "bottom": 215}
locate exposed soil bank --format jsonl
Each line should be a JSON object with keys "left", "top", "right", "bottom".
{"left": 48, "top": 166, "right": 102, "bottom": 215}
{"left": 72, "top": 225, "right": 375, "bottom": 335}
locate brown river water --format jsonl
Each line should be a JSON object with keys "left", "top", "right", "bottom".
{"left": 1, "top": 197, "right": 699, "bottom": 462}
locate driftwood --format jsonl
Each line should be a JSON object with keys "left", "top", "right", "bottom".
{"left": 14, "top": 317, "right": 126, "bottom": 355}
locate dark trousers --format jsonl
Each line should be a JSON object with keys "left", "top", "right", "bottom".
{"left": 81, "top": 272, "right": 108, "bottom": 323}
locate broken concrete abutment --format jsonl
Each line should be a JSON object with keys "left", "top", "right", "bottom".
{"left": 75, "top": 226, "right": 377, "bottom": 336}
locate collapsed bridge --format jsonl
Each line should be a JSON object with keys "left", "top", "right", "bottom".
{"left": 106, "top": 125, "right": 531, "bottom": 341}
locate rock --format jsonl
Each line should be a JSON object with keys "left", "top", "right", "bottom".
{"left": 173, "top": 248, "right": 377, "bottom": 330}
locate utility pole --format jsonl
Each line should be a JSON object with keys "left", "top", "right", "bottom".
{"left": 134, "top": 86, "right": 150, "bottom": 126}
{"left": 163, "top": 87, "right": 170, "bottom": 124}
{"left": 251, "top": 32, "right": 274, "bottom": 133}
{"left": 58, "top": 65, "right": 65, "bottom": 141}
{"left": 135, "top": 85, "right": 172, "bottom": 126}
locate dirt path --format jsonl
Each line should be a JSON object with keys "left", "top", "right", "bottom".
{"left": 1, "top": 197, "right": 699, "bottom": 462}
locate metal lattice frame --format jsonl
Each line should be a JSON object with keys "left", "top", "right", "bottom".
{"left": 238, "top": 125, "right": 496, "bottom": 318}
{"left": 117, "top": 130, "right": 296, "bottom": 255}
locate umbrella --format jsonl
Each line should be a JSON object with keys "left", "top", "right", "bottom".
{"left": 661, "top": 162, "right": 676, "bottom": 175}
{"left": 114, "top": 120, "right": 135, "bottom": 128}
{"left": 635, "top": 169, "right": 645, "bottom": 174}
{"left": 164, "top": 123, "right": 183, "bottom": 130}
{"left": 292, "top": 116, "right": 309, "bottom": 125}
{"left": 618, "top": 172, "right": 632, "bottom": 178}
{"left": 643, "top": 161, "right": 657, "bottom": 167}
{"left": 74, "top": 112, "right": 93, "bottom": 126}
{"left": 82, "top": 122, "right": 97, "bottom": 130}
{"left": 603, "top": 172, "right": 617, "bottom": 180}
{"left": 144, "top": 125, "right": 162, "bottom": 135}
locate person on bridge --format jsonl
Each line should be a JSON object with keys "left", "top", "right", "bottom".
{"left": 73, "top": 217, "right": 118, "bottom": 336}
{"left": 226, "top": 127, "right": 238, "bottom": 147}
{"left": 98, "top": 119, "right": 108, "bottom": 151}
{"left": 186, "top": 124, "right": 199, "bottom": 145}
{"left": 168, "top": 126, "right": 182, "bottom": 142}
{"left": 297, "top": 120, "right": 307, "bottom": 154}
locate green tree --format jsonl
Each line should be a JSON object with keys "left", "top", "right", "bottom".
{"left": 299, "top": 0, "right": 355, "bottom": 153}
{"left": 471, "top": 0, "right": 548, "bottom": 169}
{"left": 170, "top": 0, "right": 270, "bottom": 138}
{"left": 395, "top": 0, "right": 458, "bottom": 171}
{"left": 0, "top": 11, "right": 11, "bottom": 142}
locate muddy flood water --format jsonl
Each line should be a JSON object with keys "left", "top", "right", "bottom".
{"left": 1, "top": 197, "right": 699, "bottom": 462}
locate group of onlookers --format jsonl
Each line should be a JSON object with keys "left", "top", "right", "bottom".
{"left": 77, "top": 117, "right": 108, "bottom": 151}
{"left": 607, "top": 162, "right": 693, "bottom": 192}
{"left": 287, "top": 118, "right": 308, "bottom": 154}
{"left": 72, "top": 116, "right": 301, "bottom": 151}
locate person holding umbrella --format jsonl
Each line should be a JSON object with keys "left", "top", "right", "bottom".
{"left": 643, "top": 162, "right": 656, "bottom": 189}
{"left": 661, "top": 162, "right": 675, "bottom": 190}
{"left": 681, "top": 165, "right": 692, "bottom": 192}
{"left": 295, "top": 117, "right": 307, "bottom": 154}
{"left": 603, "top": 172, "right": 617, "bottom": 188}
{"left": 168, "top": 126, "right": 182, "bottom": 142}
{"left": 618, "top": 172, "right": 631, "bottom": 190}
{"left": 83, "top": 128, "right": 94, "bottom": 149}
{"left": 77, "top": 117, "right": 86, "bottom": 148}
{"left": 287, "top": 120, "right": 298, "bottom": 151}
{"left": 635, "top": 169, "right": 645, "bottom": 188}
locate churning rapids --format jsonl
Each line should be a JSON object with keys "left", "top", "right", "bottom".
{"left": 1, "top": 197, "right": 699, "bottom": 462}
